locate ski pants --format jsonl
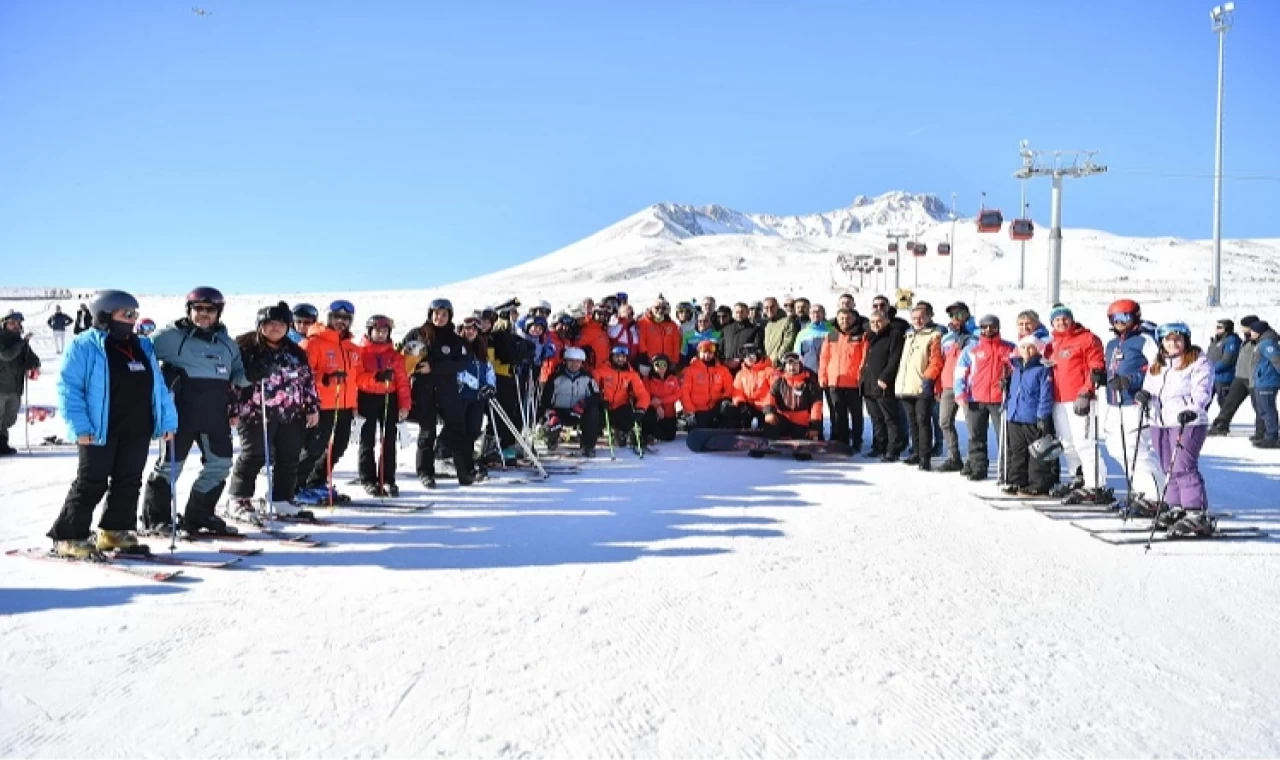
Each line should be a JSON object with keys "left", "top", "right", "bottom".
{"left": 1052, "top": 400, "right": 1106, "bottom": 488}
{"left": 415, "top": 402, "right": 477, "bottom": 481}
{"left": 604, "top": 404, "right": 636, "bottom": 440}
{"left": 495, "top": 375, "right": 519, "bottom": 449}
{"left": 143, "top": 419, "right": 233, "bottom": 523}
{"left": 228, "top": 417, "right": 307, "bottom": 502}
{"left": 1255, "top": 388, "right": 1279, "bottom": 440}
{"left": 48, "top": 430, "right": 151, "bottom": 540}
{"left": 0, "top": 392, "right": 18, "bottom": 446}
{"left": 552, "top": 402, "right": 603, "bottom": 452}
{"left": 939, "top": 389, "right": 962, "bottom": 461}
{"left": 963, "top": 401, "right": 1004, "bottom": 479}
{"left": 52, "top": 329, "right": 66, "bottom": 354}
{"left": 764, "top": 415, "right": 809, "bottom": 440}
{"left": 721, "top": 403, "right": 763, "bottom": 432}
{"left": 1211, "top": 378, "right": 1252, "bottom": 433}
{"left": 357, "top": 391, "right": 400, "bottom": 486}
{"left": 1099, "top": 403, "right": 1164, "bottom": 497}
{"left": 641, "top": 408, "right": 678, "bottom": 441}
{"left": 692, "top": 407, "right": 730, "bottom": 430}
{"left": 826, "top": 387, "right": 863, "bottom": 451}
{"left": 903, "top": 394, "right": 934, "bottom": 464}
{"left": 1005, "top": 421, "right": 1054, "bottom": 491}
{"left": 299, "top": 408, "right": 354, "bottom": 489}
{"left": 1150, "top": 425, "right": 1209, "bottom": 509}
{"left": 864, "top": 395, "right": 905, "bottom": 455}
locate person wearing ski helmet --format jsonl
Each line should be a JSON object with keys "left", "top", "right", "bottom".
{"left": 596, "top": 345, "right": 651, "bottom": 448}
{"left": 1100, "top": 298, "right": 1165, "bottom": 509}
{"left": 820, "top": 308, "right": 868, "bottom": 455}
{"left": 894, "top": 304, "right": 944, "bottom": 470}
{"left": 225, "top": 302, "right": 320, "bottom": 522}
{"left": 47, "top": 290, "right": 177, "bottom": 558}
{"left": 398, "top": 297, "right": 478, "bottom": 486}
{"left": 538, "top": 345, "right": 604, "bottom": 457}
{"left": 289, "top": 302, "right": 319, "bottom": 343}
{"left": 295, "top": 299, "right": 365, "bottom": 503}
{"left": 937, "top": 302, "right": 978, "bottom": 471}
{"left": 1001, "top": 334, "right": 1056, "bottom": 496}
{"left": 454, "top": 315, "right": 497, "bottom": 483}
{"left": 953, "top": 314, "right": 1015, "bottom": 479}
{"left": 0, "top": 310, "right": 40, "bottom": 456}
{"left": 1134, "top": 322, "right": 1215, "bottom": 534}
{"left": 762, "top": 352, "right": 823, "bottom": 441}
{"left": 679, "top": 340, "right": 734, "bottom": 429}
{"left": 141, "top": 285, "right": 248, "bottom": 536}
{"left": 353, "top": 315, "right": 411, "bottom": 497}
{"left": 1205, "top": 319, "right": 1242, "bottom": 435}
{"left": 1250, "top": 318, "right": 1280, "bottom": 448}
{"left": 730, "top": 343, "right": 777, "bottom": 432}
{"left": 642, "top": 353, "right": 682, "bottom": 442}
{"left": 1041, "top": 305, "right": 1108, "bottom": 502}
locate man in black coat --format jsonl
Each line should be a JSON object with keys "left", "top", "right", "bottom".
{"left": 860, "top": 311, "right": 907, "bottom": 461}
{"left": 720, "top": 302, "right": 763, "bottom": 374}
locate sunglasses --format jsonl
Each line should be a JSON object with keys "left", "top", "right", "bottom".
{"left": 190, "top": 305, "right": 218, "bottom": 314}
{"left": 119, "top": 309, "right": 139, "bottom": 320}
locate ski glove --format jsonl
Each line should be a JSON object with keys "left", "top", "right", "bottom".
{"left": 1073, "top": 392, "right": 1093, "bottom": 417}
{"left": 374, "top": 369, "right": 395, "bottom": 383}
{"left": 479, "top": 385, "right": 496, "bottom": 401}
{"left": 1107, "top": 375, "right": 1130, "bottom": 392}
{"left": 1090, "top": 368, "right": 1108, "bottom": 388}
{"left": 1037, "top": 418, "right": 1052, "bottom": 434}
{"left": 1177, "top": 409, "right": 1198, "bottom": 426}
{"left": 321, "top": 371, "right": 348, "bottom": 387}
{"left": 1132, "top": 389, "right": 1152, "bottom": 406}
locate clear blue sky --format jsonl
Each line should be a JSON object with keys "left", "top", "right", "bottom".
{"left": 3, "top": 0, "right": 1278, "bottom": 294}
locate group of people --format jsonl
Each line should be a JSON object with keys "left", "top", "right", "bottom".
{"left": 4, "top": 285, "right": 1278, "bottom": 558}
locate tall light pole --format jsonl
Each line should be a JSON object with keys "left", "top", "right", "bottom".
{"left": 1015, "top": 140, "right": 1107, "bottom": 309}
{"left": 1018, "top": 182, "right": 1027, "bottom": 290}
{"left": 1209, "top": 2, "right": 1235, "bottom": 307}
{"left": 948, "top": 192, "right": 957, "bottom": 289}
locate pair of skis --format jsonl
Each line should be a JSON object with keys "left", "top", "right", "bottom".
{"left": 6, "top": 545, "right": 257, "bottom": 582}
{"left": 974, "top": 494, "right": 1268, "bottom": 544}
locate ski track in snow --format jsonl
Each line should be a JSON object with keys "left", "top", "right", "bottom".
{"left": 6, "top": 296, "right": 1280, "bottom": 755}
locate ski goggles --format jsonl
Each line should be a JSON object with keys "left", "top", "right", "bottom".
{"left": 1109, "top": 312, "right": 1135, "bottom": 326}
{"left": 328, "top": 300, "right": 356, "bottom": 318}
{"left": 460, "top": 317, "right": 481, "bottom": 331}
{"left": 137, "top": 322, "right": 157, "bottom": 336}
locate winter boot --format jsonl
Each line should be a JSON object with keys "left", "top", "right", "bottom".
{"left": 386, "top": 483, "right": 399, "bottom": 497}
{"left": 902, "top": 454, "right": 920, "bottom": 466}
{"left": 1168, "top": 510, "right": 1216, "bottom": 538}
{"left": 96, "top": 530, "right": 148, "bottom": 555}
{"left": 420, "top": 474, "right": 436, "bottom": 489}
{"left": 269, "top": 501, "right": 313, "bottom": 519}
{"left": 362, "top": 482, "right": 387, "bottom": 497}
{"left": 54, "top": 538, "right": 102, "bottom": 560}
{"left": 141, "top": 474, "right": 176, "bottom": 533}
{"left": 939, "top": 457, "right": 964, "bottom": 473}
{"left": 1000, "top": 484, "right": 1020, "bottom": 496}
{"left": 1153, "top": 506, "right": 1188, "bottom": 531}
{"left": 1206, "top": 425, "right": 1228, "bottom": 437}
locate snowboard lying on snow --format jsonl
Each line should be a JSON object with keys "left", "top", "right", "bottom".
{"left": 685, "top": 429, "right": 850, "bottom": 459}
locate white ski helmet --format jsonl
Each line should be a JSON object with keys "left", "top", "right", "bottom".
{"left": 563, "top": 347, "right": 587, "bottom": 362}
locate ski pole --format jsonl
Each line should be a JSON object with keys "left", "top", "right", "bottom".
{"left": 326, "top": 382, "right": 342, "bottom": 511}
{"left": 259, "top": 380, "right": 276, "bottom": 520}
{"left": 167, "top": 437, "right": 179, "bottom": 553}
{"left": 379, "top": 378, "right": 391, "bottom": 499}
{"left": 603, "top": 405, "right": 616, "bottom": 460}
{"left": 23, "top": 382, "right": 30, "bottom": 454}
{"left": 487, "top": 397, "right": 547, "bottom": 480}
{"left": 630, "top": 401, "right": 645, "bottom": 458}
{"left": 1125, "top": 399, "right": 1151, "bottom": 517}
{"left": 1145, "top": 420, "right": 1187, "bottom": 552}
{"left": 487, "top": 401, "right": 507, "bottom": 471}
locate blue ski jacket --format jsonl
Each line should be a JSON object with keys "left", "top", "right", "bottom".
{"left": 1104, "top": 326, "right": 1159, "bottom": 406}
{"left": 1206, "top": 332, "right": 1242, "bottom": 385}
{"left": 58, "top": 329, "right": 179, "bottom": 445}
{"left": 1006, "top": 356, "right": 1055, "bottom": 424}
{"left": 1255, "top": 330, "right": 1280, "bottom": 391}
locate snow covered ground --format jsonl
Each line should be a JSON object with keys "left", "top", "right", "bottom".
{"left": 5, "top": 327, "right": 1280, "bottom": 757}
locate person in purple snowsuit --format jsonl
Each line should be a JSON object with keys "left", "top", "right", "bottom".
{"left": 1135, "top": 322, "right": 1215, "bottom": 535}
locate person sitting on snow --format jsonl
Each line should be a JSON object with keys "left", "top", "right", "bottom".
{"left": 595, "top": 346, "right": 651, "bottom": 448}
{"left": 538, "top": 346, "right": 603, "bottom": 457}
{"left": 642, "top": 354, "right": 682, "bottom": 442}
{"left": 680, "top": 340, "right": 735, "bottom": 429}
{"left": 729, "top": 343, "right": 776, "bottom": 431}
{"left": 763, "top": 352, "right": 824, "bottom": 441}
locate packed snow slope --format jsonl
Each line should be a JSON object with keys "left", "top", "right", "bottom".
{"left": 4, "top": 338, "right": 1280, "bottom": 757}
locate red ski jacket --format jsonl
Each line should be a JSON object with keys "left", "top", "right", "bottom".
{"left": 1045, "top": 322, "right": 1106, "bottom": 402}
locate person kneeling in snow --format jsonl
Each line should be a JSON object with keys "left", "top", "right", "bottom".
{"left": 596, "top": 345, "right": 651, "bottom": 448}
{"left": 539, "top": 346, "right": 604, "bottom": 458}
{"left": 642, "top": 354, "right": 681, "bottom": 442}
{"left": 729, "top": 343, "right": 776, "bottom": 431}
{"left": 680, "top": 340, "right": 735, "bottom": 429}
{"left": 762, "top": 352, "right": 824, "bottom": 441}
{"left": 1002, "top": 335, "right": 1056, "bottom": 496}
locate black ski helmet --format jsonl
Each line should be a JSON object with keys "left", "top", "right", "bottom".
{"left": 429, "top": 298, "right": 453, "bottom": 320}
{"left": 366, "top": 314, "right": 394, "bottom": 335}
{"left": 186, "top": 286, "right": 225, "bottom": 316}
{"left": 89, "top": 290, "right": 140, "bottom": 329}
{"left": 256, "top": 301, "right": 293, "bottom": 329}
{"left": 292, "top": 302, "right": 319, "bottom": 321}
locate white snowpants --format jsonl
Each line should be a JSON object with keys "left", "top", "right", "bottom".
{"left": 52, "top": 330, "right": 66, "bottom": 354}
{"left": 1052, "top": 401, "right": 1106, "bottom": 488}
{"left": 1099, "top": 402, "right": 1164, "bottom": 497}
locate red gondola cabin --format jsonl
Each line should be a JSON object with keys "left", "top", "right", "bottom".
{"left": 977, "top": 209, "right": 1003, "bottom": 233}
{"left": 1010, "top": 219, "right": 1035, "bottom": 241}
{"left": 937, "top": 242, "right": 952, "bottom": 256}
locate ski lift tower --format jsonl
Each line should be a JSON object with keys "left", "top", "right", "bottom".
{"left": 1013, "top": 140, "right": 1107, "bottom": 308}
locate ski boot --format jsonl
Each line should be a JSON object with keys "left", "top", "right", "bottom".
{"left": 96, "top": 530, "right": 149, "bottom": 555}
{"left": 1153, "top": 506, "right": 1188, "bottom": 532}
{"left": 1000, "top": 484, "right": 1020, "bottom": 496}
{"left": 54, "top": 538, "right": 102, "bottom": 560}
{"left": 1122, "top": 494, "right": 1163, "bottom": 519}
{"left": 184, "top": 511, "right": 238, "bottom": 536}
{"left": 385, "top": 483, "right": 400, "bottom": 498}
{"left": 1062, "top": 486, "right": 1114, "bottom": 506}
{"left": 1049, "top": 477, "right": 1084, "bottom": 499}
{"left": 362, "top": 482, "right": 387, "bottom": 497}
{"left": 1018, "top": 486, "right": 1049, "bottom": 497}
{"left": 224, "top": 498, "right": 264, "bottom": 526}
{"left": 269, "top": 501, "right": 313, "bottom": 519}
{"left": 419, "top": 474, "right": 436, "bottom": 490}
{"left": 1168, "top": 510, "right": 1216, "bottom": 538}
